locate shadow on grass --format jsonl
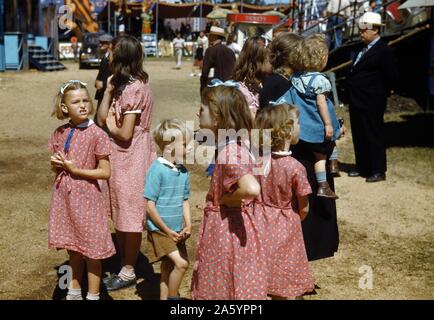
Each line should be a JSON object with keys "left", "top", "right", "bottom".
{"left": 384, "top": 113, "right": 434, "bottom": 148}
{"left": 51, "top": 233, "right": 160, "bottom": 300}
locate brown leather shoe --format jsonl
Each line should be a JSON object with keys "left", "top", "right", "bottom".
{"left": 329, "top": 159, "right": 341, "bottom": 177}
{"left": 317, "top": 181, "right": 339, "bottom": 199}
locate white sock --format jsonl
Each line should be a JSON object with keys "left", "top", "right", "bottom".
{"left": 66, "top": 287, "right": 83, "bottom": 300}
{"left": 86, "top": 292, "right": 100, "bottom": 300}
{"left": 118, "top": 266, "right": 136, "bottom": 281}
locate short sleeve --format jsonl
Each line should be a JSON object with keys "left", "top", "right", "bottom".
{"left": 144, "top": 164, "right": 161, "bottom": 202}
{"left": 221, "top": 145, "right": 253, "bottom": 193}
{"left": 291, "top": 160, "right": 312, "bottom": 197}
{"left": 48, "top": 127, "right": 62, "bottom": 153}
{"left": 94, "top": 129, "right": 111, "bottom": 157}
{"left": 312, "top": 74, "right": 332, "bottom": 95}
{"left": 184, "top": 173, "right": 191, "bottom": 200}
{"left": 119, "top": 81, "right": 151, "bottom": 114}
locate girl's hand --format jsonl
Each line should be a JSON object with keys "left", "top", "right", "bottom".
{"left": 299, "top": 211, "right": 308, "bottom": 222}
{"left": 105, "top": 75, "right": 114, "bottom": 94}
{"left": 106, "top": 108, "right": 117, "bottom": 132}
{"left": 51, "top": 151, "right": 78, "bottom": 175}
{"left": 324, "top": 124, "right": 333, "bottom": 140}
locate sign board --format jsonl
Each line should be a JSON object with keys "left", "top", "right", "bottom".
{"left": 142, "top": 33, "right": 157, "bottom": 57}
{"left": 59, "top": 42, "right": 82, "bottom": 60}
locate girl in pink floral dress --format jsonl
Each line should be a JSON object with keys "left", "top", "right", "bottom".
{"left": 255, "top": 103, "right": 315, "bottom": 299}
{"left": 49, "top": 80, "right": 115, "bottom": 300}
{"left": 97, "top": 35, "right": 156, "bottom": 291}
{"left": 232, "top": 36, "right": 272, "bottom": 119}
{"left": 191, "top": 83, "right": 268, "bottom": 300}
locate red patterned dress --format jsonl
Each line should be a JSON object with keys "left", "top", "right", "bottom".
{"left": 256, "top": 154, "right": 315, "bottom": 297}
{"left": 191, "top": 141, "right": 268, "bottom": 300}
{"left": 48, "top": 121, "right": 115, "bottom": 259}
{"left": 109, "top": 79, "right": 156, "bottom": 232}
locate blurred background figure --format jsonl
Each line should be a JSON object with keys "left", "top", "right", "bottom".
{"left": 94, "top": 33, "right": 113, "bottom": 125}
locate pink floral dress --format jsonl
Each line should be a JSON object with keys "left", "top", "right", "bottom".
{"left": 256, "top": 154, "right": 315, "bottom": 297}
{"left": 48, "top": 121, "right": 115, "bottom": 259}
{"left": 109, "top": 79, "right": 156, "bottom": 232}
{"left": 238, "top": 82, "right": 259, "bottom": 117}
{"left": 191, "top": 142, "right": 268, "bottom": 300}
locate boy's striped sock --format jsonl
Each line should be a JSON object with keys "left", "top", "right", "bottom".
{"left": 315, "top": 171, "right": 327, "bottom": 183}
{"left": 118, "top": 266, "right": 136, "bottom": 281}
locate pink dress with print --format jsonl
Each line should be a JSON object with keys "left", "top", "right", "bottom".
{"left": 109, "top": 79, "right": 156, "bottom": 232}
{"left": 256, "top": 155, "right": 315, "bottom": 297}
{"left": 191, "top": 142, "right": 268, "bottom": 300}
{"left": 48, "top": 123, "right": 115, "bottom": 259}
{"left": 238, "top": 82, "right": 259, "bottom": 116}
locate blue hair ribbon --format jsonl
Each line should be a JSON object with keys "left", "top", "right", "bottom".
{"left": 207, "top": 79, "right": 240, "bottom": 89}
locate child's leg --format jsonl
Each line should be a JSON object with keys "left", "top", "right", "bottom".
{"left": 166, "top": 250, "right": 189, "bottom": 298}
{"left": 329, "top": 145, "right": 338, "bottom": 161}
{"left": 66, "top": 250, "right": 84, "bottom": 300}
{"left": 160, "top": 258, "right": 174, "bottom": 300}
{"left": 118, "top": 232, "right": 141, "bottom": 280}
{"left": 314, "top": 152, "right": 338, "bottom": 199}
{"left": 313, "top": 152, "right": 327, "bottom": 184}
{"left": 329, "top": 145, "right": 340, "bottom": 176}
{"left": 115, "top": 229, "right": 127, "bottom": 267}
{"left": 86, "top": 258, "right": 101, "bottom": 300}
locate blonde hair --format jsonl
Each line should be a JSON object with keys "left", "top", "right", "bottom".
{"left": 269, "top": 32, "right": 303, "bottom": 76}
{"left": 52, "top": 81, "right": 94, "bottom": 120}
{"left": 255, "top": 103, "right": 299, "bottom": 152}
{"left": 153, "top": 119, "right": 192, "bottom": 152}
{"left": 201, "top": 85, "right": 253, "bottom": 133}
{"left": 299, "top": 33, "right": 328, "bottom": 72}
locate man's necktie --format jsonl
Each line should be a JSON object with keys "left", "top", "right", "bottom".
{"left": 354, "top": 46, "right": 368, "bottom": 65}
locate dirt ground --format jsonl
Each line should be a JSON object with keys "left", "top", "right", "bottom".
{"left": 0, "top": 59, "right": 432, "bottom": 300}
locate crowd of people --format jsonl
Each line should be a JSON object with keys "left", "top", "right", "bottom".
{"left": 47, "top": 11, "right": 397, "bottom": 300}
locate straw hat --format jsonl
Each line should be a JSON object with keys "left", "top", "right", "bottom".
{"left": 358, "top": 12, "right": 385, "bottom": 29}
{"left": 98, "top": 34, "right": 113, "bottom": 43}
{"left": 208, "top": 26, "right": 226, "bottom": 38}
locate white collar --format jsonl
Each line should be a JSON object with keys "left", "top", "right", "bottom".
{"left": 157, "top": 157, "right": 179, "bottom": 171}
{"left": 71, "top": 119, "right": 94, "bottom": 128}
{"left": 272, "top": 150, "right": 292, "bottom": 156}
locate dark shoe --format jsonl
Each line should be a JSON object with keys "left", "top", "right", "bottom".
{"left": 348, "top": 171, "right": 360, "bottom": 177}
{"left": 102, "top": 273, "right": 117, "bottom": 285}
{"left": 366, "top": 173, "right": 386, "bottom": 183}
{"left": 105, "top": 275, "right": 136, "bottom": 291}
{"left": 317, "top": 181, "right": 339, "bottom": 199}
{"left": 329, "top": 159, "right": 341, "bottom": 177}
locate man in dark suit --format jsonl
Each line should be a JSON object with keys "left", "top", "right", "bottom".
{"left": 200, "top": 26, "right": 236, "bottom": 93}
{"left": 94, "top": 34, "right": 113, "bottom": 125}
{"left": 346, "top": 12, "right": 398, "bottom": 183}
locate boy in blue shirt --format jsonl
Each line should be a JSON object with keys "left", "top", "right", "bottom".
{"left": 144, "top": 119, "right": 193, "bottom": 300}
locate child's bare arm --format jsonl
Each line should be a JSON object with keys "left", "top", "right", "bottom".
{"left": 147, "top": 200, "right": 181, "bottom": 242}
{"left": 297, "top": 195, "right": 309, "bottom": 221}
{"left": 180, "top": 200, "right": 192, "bottom": 240}
{"left": 51, "top": 151, "right": 111, "bottom": 180}
{"left": 106, "top": 111, "right": 137, "bottom": 142}
{"left": 316, "top": 94, "right": 333, "bottom": 140}
{"left": 97, "top": 75, "right": 113, "bottom": 126}
{"left": 220, "top": 174, "right": 260, "bottom": 207}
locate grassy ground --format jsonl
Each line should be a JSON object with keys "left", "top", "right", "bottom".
{"left": 0, "top": 60, "right": 432, "bottom": 300}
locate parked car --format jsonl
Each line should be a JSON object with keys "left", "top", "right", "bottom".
{"left": 79, "top": 32, "right": 105, "bottom": 69}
